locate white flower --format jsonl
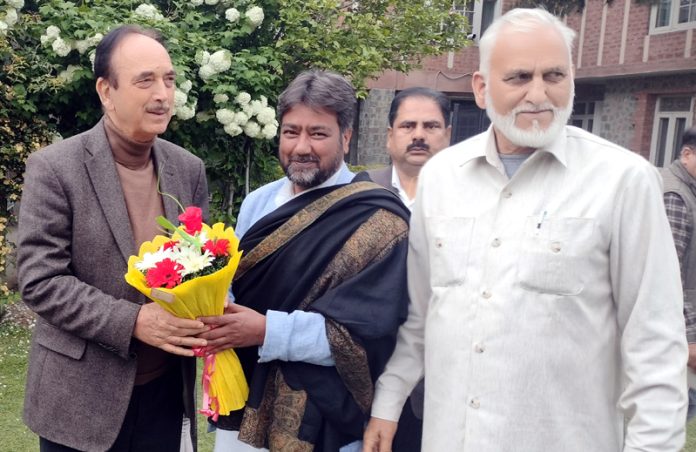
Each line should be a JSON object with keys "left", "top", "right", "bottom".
{"left": 223, "top": 123, "right": 243, "bottom": 137}
{"left": 4, "top": 9, "right": 18, "bottom": 26}
{"left": 134, "top": 4, "right": 164, "bottom": 20}
{"left": 249, "top": 99, "right": 264, "bottom": 115}
{"left": 52, "top": 37, "right": 71, "bottom": 57}
{"left": 235, "top": 92, "right": 251, "bottom": 105}
{"left": 213, "top": 93, "right": 229, "bottom": 104}
{"left": 198, "top": 64, "right": 215, "bottom": 81}
{"left": 208, "top": 50, "right": 231, "bottom": 73}
{"left": 135, "top": 248, "right": 175, "bottom": 272}
{"left": 245, "top": 6, "right": 264, "bottom": 27}
{"left": 259, "top": 95, "right": 268, "bottom": 107}
{"left": 174, "top": 90, "right": 188, "bottom": 108}
{"left": 234, "top": 111, "right": 249, "bottom": 126}
{"left": 176, "top": 247, "right": 213, "bottom": 277}
{"left": 7, "top": 0, "right": 24, "bottom": 9}
{"left": 89, "top": 51, "right": 96, "bottom": 71}
{"left": 179, "top": 79, "right": 193, "bottom": 94}
{"left": 196, "top": 50, "right": 210, "bottom": 66}
{"left": 0, "top": 21, "right": 7, "bottom": 36}
{"left": 74, "top": 39, "right": 90, "bottom": 55}
{"left": 241, "top": 103, "right": 253, "bottom": 116}
{"left": 262, "top": 123, "right": 278, "bottom": 140}
{"left": 204, "top": 0, "right": 219, "bottom": 4}
{"left": 256, "top": 106, "right": 276, "bottom": 126}
{"left": 190, "top": 0, "right": 204, "bottom": 5}
{"left": 51, "top": 133, "right": 64, "bottom": 144}
{"left": 46, "top": 25, "right": 61, "bottom": 39}
{"left": 225, "top": 8, "right": 240, "bottom": 23}
{"left": 176, "top": 104, "right": 196, "bottom": 121}
{"left": 40, "top": 34, "right": 50, "bottom": 45}
{"left": 88, "top": 33, "right": 104, "bottom": 46}
{"left": 57, "top": 64, "right": 80, "bottom": 83}
{"left": 243, "top": 121, "right": 260, "bottom": 138}
{"left": 215, "top": 108, "right": 236, "bottom": 126}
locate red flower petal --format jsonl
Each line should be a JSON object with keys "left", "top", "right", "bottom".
{"left": 145, "top": 258, "right": 183, "bottom": 288}
{"left": 178, "top": 206, "right": 203, "bottom": 234}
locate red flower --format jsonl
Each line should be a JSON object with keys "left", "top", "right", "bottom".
{"left": 145, "top": 258, "right": 183, "bottom": 288}
{"left": 203, "top": 239, "right": 230, "bottom": 257}
{"left": 163, "top": 240, "right": 179, "bottom": 250}
{"left": 178, "top": 206, "right": 203, "bottom": 234}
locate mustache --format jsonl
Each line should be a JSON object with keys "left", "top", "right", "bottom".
{"left": 145, "top": 102, "right": 170, "bottom": 114}
{"left": 407, "top": 141, "right": 430, "bottom": 152}
{"left": 289, "top": 156, "right": 320, "bottom": 164}
{"left": 513, "top": 102, "right": 555, "bottom": 114}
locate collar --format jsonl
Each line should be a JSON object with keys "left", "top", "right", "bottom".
{"left": 390, "top": 166, "right": 414, "bottom": 209}
{"left": 103, "top": 114, "right": 155, "bottom": 170}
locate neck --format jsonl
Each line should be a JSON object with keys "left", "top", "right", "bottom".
{"left": 104, "top": 114, "right": 155, "bottom": 170}
{"left": 493, "top": 127, "right": 535, "bottom": 155}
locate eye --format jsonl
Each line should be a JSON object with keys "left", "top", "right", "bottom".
{"left": 281, "top": 129, "right": 298, "bottom": 137}
{"left": 164, "top": 75, "right": 176, "bottom": 87}
{"left": 311, "top": 132, "right": 328, "bottom": 139}
{"left": 135, "top": 77, "right": 154, "bottom": 88}
{"left": 504, "top": 73, "right": 532, "bottom": 84}
{"left": 543, "top": 71, "right": 566, "bottom": 83}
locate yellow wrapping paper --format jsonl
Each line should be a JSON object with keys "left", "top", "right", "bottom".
{"left": 125, "top": 222, "right": 248, "bottom": 417}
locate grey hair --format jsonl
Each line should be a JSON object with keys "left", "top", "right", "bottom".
{"left": 478, "top": 8, "right": 576, "bottom": 78}
{"left": 277, "top": 70, "right": 357, "bottom": 134}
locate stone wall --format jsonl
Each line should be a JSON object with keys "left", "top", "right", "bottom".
{"left": 355, "top": 88, "right": 394, "bottom": 166}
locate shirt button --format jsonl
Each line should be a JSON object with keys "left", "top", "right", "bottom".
{"left": 435, "top": 239, "right": 443, "bottom": 248}
{"left": 550, "top": 241, "right": 562, "bottom": 253}
{"left": 474, "top": 343, "right": 485, "bottom": 353}
{"left": 491, "top": 238, "right": 501, "bottom": 248}
{"left": 469, "top": 398, "right": 480, "bottom": 409}
{"left": 481, "top": 289, "right": 492, "bottom": 299}
{"left": 503, "top": 191, "right": 512, "bottom": 199}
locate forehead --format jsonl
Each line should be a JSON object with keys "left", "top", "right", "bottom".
{"left": 395, "top": 96, "right": 445, "bottom": 122}
{"left": 281, "top": 104, "right": 339, "bottom": 128}
{"left": 110, "top": 33, "right": 173, "bottom": 76}
{"left": 490, "top": 26, "right": 571, "bottom": 73}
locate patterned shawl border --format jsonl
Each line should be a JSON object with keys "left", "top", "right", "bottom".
{"left": 234, "top": 181, "right": 382, "bottom": 281}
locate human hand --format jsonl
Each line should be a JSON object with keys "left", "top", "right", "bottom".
{"left": 688, "top": 343, "right": 696, "bottom": 371}
{"left": 197, "top": 303, "right": 266, "bottom": 354}
{"left": 133, "top": 302, "right": 208, "bottom": 356}
{"left": 362, "top": 417, "right": 398, "bottom": 452}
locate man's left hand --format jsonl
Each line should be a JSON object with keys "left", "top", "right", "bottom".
{"left": 198, "top": 303, "right": 265, "bottom": 354}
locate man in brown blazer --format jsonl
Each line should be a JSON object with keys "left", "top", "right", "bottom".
{"left": 18, "top": 25, "right": 209, "bottom": 452}
{"left": 366, "top": 87, "right": 451, "bottom": 452}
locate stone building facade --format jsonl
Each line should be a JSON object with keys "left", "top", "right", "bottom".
{"left": 354, "top": 0, "right": 696, "bottom": 168}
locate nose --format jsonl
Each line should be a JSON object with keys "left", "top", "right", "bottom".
{"left": 294, "top": 132, "right": 312, "bottom": 154}
{"left": 525, "top": 76, "right": 548, "bottom": 106}
{"left": 412, "top": 124, "right": 426, "bottom": 141}
{"left": 151, "top": 78, "right": 170, "bottom": 102}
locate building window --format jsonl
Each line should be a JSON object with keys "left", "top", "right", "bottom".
{"left": 452, "top": 0, "right": 500, "bottom": 40}
{"left": 650, "top": 96, "right": 694, "bottom": 167}
{"left": 650, "top": 0, "right": 696, "bottom": 33}
{"left": 570, "top": 101, "right": 602, "bottom": 134}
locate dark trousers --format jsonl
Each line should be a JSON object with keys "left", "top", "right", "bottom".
{"left": 40, "top": 368, "right": 184, "bottom": 452}
{"left": 391, "top": 397, "right": 423, "bottom": 452}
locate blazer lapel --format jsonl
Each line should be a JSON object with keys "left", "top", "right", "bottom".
{"left": 153, "top": 142, "right": 181, "bottom": 224}
{"left": 83, "top": 119, "right": 136, "bottom": 262}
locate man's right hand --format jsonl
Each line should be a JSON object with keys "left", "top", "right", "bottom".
{"left": 133, "top": 303, "right": 208, "bottom": 356}
{"left": 362, "top": 417, "right": 398, "bottom": 452}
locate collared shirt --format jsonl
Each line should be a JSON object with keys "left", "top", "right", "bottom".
{"left": 372, "top": 125, "right": 687, "bottom": 451}
{"left": 391, "top": 166, "right": 415, "bottom": 209}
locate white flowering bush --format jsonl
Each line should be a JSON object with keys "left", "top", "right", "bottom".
{"left": 4, "top": 0, "right": 468, "bottom": 222}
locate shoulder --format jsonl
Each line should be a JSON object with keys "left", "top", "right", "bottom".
{"left": 366, "top": 166, "right": 392, "bottom": 188}
{"left": 240, "top": 178, "right": 286, "bottom": 210}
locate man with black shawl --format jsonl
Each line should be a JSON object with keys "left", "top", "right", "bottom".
{"left": 199, "top": 70, "right": 411, "bottom": 452}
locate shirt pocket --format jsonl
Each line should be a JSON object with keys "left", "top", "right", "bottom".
{"left": 517, "top": 217, "right": 596, "bottom": 296}
{"left": 426, "top": 216, "right": 475, "bottom": 287}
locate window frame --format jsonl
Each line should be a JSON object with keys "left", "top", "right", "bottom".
{"left": 649, "top": 0, "right": 696, "bottom": 34}
{"left": 649, "top": 96, "right": 694, "bottom": 168}
{"left": 452, "top": 0, "right": 502, "bottom": 41}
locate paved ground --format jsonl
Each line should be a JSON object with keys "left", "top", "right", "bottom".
{"left": 0, "top": 301, "right": 34, "bottom": 328}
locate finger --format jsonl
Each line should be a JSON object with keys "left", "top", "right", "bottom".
{"left": 167, "top": 317, "right": 206, "bottom": 329}
{"left": 197, "top": 315, "right": 229, "bottom": 325}
{"left": 169, "top": 336, "right": 208, "bottom": 348}
{"left": 378, "top": 432, "right": 394, "bottom": 452}
{"left": 197, "top": 328, "right": 232, "bottom": 341}
{"left": 225, "top": 302, "right": 247, "bottom": 313}
{"left": 161, "top": 343, "right": 196, "bottom": 357}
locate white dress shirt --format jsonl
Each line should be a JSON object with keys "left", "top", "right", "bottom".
{"left": 371, "top": 125, "right": 687, "bottom": 451}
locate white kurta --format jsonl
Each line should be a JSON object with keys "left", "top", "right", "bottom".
{"left": 371, "top": 125, "right": 688, "bottom": 451}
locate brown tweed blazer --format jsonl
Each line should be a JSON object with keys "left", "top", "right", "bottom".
{"left": 17, "top": 118, "right": 208, "bottom": 451}
{"left": 365, "top": 166, "right": 398, "bottom": 195}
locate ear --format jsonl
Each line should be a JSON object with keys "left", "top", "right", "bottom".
{"left": 472, "top": 71, "right": 487, "bottom": 109}
{"left": 444, "top": 125, "right": 452, "bottom": 142}
{"left": 341, "top": 128, "right": 353, "bottom": 155}
{"left": 386, "top": 126, "right": 394, "bottom": 149}
{"left": 96, "top": 77, "right": 113, "bottom": 111}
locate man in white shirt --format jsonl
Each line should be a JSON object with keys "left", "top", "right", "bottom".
{"left": 363, "top": 8, "right": 687, "bottom": 452}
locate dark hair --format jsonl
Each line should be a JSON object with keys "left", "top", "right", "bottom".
{"left": 388, "top": 87, "right": 451, "bottom": 127}
{"left": 277, "top": 70, "right": 357, "bottom": 134}
{"left": 682, "top": 127, "right": 696, "bottom": 150}
{"left": 94, "top": 25, "right": 166, "bottom": 88}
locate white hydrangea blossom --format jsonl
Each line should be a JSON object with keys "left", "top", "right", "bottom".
{"left": 74, "top": 39, "right": 90, "bottom": 55}
{"left": 176, "top": 104, "right": 196, "bottom": 121}
{"left": 198, "top": 64, "right": 216, "bottom": 81}
{"left": 234, "top": 111, "right": 249, "bottom": 126}
{"left": 134, "top": 4, "right": 164, "bottom": 21}
{"left": 88, "top": 33, "right": 104, "bottom": 46}
{"left": 215, "top": 109, "right": 236, "bottom": 126}
{"left": 57, "top": 65, "right": 81, "bottom": 83}
{"left": 245, "top": 6, "right": 264, "bottom": 27}
{"left": 196, "top": 50, "right": 210, "bottom": 66}
{"left": 89, "top": 51, "right": 96, "bottom": 71}
{"left": 241, "top": 103, "right": 253, "bottom": 116}
{"left": 259, "top": 95, "right": 268, "bottom": 107}
{"left": 249, "top": 99, "right": 264, "bottom": 115}
{"left": 213, "top": 93, "right": 229, "bottom": 104}
{"left": 190, "top": 0, "right": 204, "bottom": 5}
{"left": 46, "top": 25, "right": 61, "bottom": 39}
{"left": 223, "top": 123, "right": 243, "bottom": 137}
{"left": 235, "top": 92, "right": 251, "bottom": 105}
{"left": 4, "top": 8, "right": 18, "bottom": 26}
{"left": 262, "top": 123, "right": 278, "bottom": 140}
{"left": 204, "top": 0, "right": 219, "bottom": 4}
{"left": 256, "top": 106, "right": 276, "bottom": 126}
{"left": 174, "top": 90, "right": 188, "bottom": 108}
{"left": 0, "top": 21, "right": 7, "bottom": 36}
{"left": 40, "top": 34, "right": 50, "bottom": 45}
{"left": 208, "top": 50, "right": 231, "bottom": 73}
{"left": 7, "top": 0, "right": 24, "bottom": 9}
{"left": 179, "top": 79, "right": 193, "bottom": 94}
{"left": 243, "top": 121, "right": 260, "bottom": 138}
{"left": 51, "top": 133, "right": 64, "bottom": 144}
{"left": 225, "top": 8, "right": 240, "bottom": 23}
{"left": 52, "top": 37, "right": 71, "bottom": 57}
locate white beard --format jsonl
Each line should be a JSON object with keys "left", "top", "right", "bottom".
{"left": 485, "top": 88, "right": 574, "bottom": 149}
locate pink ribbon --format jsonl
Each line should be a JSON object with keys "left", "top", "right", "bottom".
{"left": 193, "top": 347, "right": 219, "bottom": 421}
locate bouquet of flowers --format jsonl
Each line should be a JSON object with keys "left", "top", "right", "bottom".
{"left": 125, "top": 206, "right": 247, "bottom": 419}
